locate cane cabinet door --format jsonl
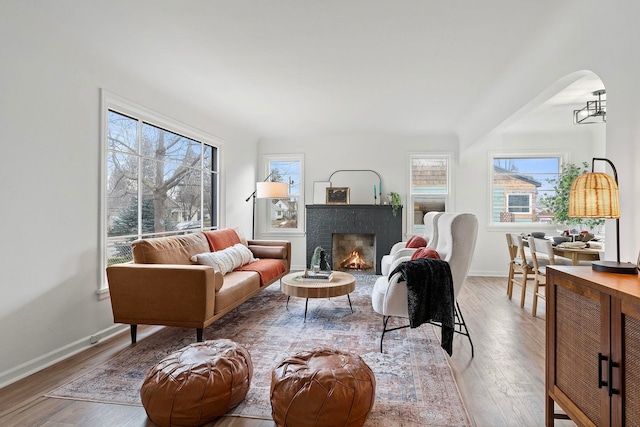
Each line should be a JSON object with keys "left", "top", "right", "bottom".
{"left": 618, "top": 299, "right": 640, "bottom": 426}
{"left": 547, "top": 272, "right": 609, "bottom": 426}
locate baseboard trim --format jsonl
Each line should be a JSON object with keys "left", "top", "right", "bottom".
{"left": 0, "top": 324, "right": 128, "bottom": 389}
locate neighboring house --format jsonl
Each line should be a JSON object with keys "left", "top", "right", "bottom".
{"left": 492, "top": 165, "right": 542, "bottom": 223}
{"left": 271, "top": 199, "right": 298, "bottom": 227}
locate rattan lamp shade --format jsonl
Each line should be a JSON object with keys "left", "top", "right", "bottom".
{"left": 568, "top": 172, "right": 620, "bottom": 219}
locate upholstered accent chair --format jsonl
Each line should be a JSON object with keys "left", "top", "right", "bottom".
{"left": 371, "top": 212, "right": 478, "bottom": 356}
{"left": 380, "top": 211, "right": 444, "bottom": 276}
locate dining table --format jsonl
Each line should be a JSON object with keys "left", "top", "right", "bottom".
{"left": 524, "top": 237, "right": 602, "bottom": 266}
{"left": 551, "top": 244, "right": 601, "bottom": 265}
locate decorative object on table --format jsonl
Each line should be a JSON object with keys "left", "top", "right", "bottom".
{"left": 245, "top": 171, "right": 289, "bottom": 238}
{"left": 326, "top": 187, "right": 349, "bottom": 204}
{"left": 301, "top": 271, "right": 334, "bottom": 281}
{"left": 319, "top": 249, "right": 330, "bottom": 271}
{"left": 388, "top": 191, "right": 402, "bottom": 216}
{"left": 568, "top": 157, "right": 637, "bottom": 274}
{"left": 310, "top": 246, "right": 324, "bottom": 270}
{"left": 531, "top": 232, "right": 546, "bottom": 239}
{"left": 553, "top": 236, "right": 572, "bottom": 245}
{"left": 540, "top": 162, "right": 604, "bottom": 230}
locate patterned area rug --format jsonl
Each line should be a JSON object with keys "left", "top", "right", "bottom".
{"left": 47, "top": 275, "right": 471, "bottom": 426}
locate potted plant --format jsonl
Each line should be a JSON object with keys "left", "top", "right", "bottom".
{"left": 539, "top": 162, "right": 604, "bottom": 230}
{"left": 388, "top": 192, "right": 402, "bottom": 216}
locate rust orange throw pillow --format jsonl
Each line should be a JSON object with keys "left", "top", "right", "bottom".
{"left": 411, "top": 247, "right": 441, "bottom": 260}
{"left": 405, "top": 236, "right": 427, "bottom": 248}
{"left": 203, "top": 228, "right": 241, "bottom": 251}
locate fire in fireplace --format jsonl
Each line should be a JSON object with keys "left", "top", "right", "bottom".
{"left": 339, "top": 249, "right": 374, "bottom": 271}
{"left": 332, "top": 233, "right": 375, "bottom": 273}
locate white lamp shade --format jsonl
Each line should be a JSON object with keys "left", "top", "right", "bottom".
{"left": 256, "top": 181, "right": 288, "bottom": 199}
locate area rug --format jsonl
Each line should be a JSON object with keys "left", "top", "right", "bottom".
{"left": 47, "top": 275, "right": 471, "bottom": 426}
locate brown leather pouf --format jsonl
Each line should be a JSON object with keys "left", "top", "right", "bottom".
{"left": 140, "top": 339, "right": 253, "bottom": 427}
{"left": 270, "top": 347, "right": 376, "bottom": 427}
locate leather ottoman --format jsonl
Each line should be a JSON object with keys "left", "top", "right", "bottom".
{"left": 140, "top": 339, "right": 253, "bottom": 427}
{"left": 270, "top": 347, "right": 376, "bottom": 427}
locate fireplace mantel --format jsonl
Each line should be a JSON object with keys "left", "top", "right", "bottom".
{"left": 306, "top": 205, "right": 402, "bottom": 274}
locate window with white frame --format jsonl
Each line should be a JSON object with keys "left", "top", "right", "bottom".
{"left": 409, "top": 154, "right": 451, "bottom": 234}
{"left": 491, "top": 155, "right": 561, "bottom": 224}
{"left": 262, "top": 155, "right": 303, "bottom": 233}
{"left": 102, "top": 93, "right": 221, "bottom": 290}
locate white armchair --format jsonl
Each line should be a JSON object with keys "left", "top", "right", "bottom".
{"left": 372, "top": 212, "right": 478, "bottom": 355}
{"left": 380, "top": 211, "right": 443, "bottom": 276}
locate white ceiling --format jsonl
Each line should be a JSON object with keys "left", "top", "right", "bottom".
{"left": 24, "top": 0, "right": 604, "bottom": 138}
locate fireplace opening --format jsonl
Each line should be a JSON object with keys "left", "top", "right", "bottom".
{"left": 332, "top": 233, "right": 375, "bottom": 274}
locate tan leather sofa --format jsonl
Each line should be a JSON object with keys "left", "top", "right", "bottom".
{"left": 106, "top": 228, "right": 290, "bottom": 343}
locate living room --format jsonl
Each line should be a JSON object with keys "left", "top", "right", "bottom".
{"left": 2, "top": 1, "right": 640, "bottom": 426}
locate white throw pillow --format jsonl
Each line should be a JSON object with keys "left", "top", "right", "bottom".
{"left": 190, "top": 244, "right": 257, "bottom": 275}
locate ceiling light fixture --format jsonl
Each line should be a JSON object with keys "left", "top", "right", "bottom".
{"left": 573, "top": 89, "right": 606, "bottom": 124}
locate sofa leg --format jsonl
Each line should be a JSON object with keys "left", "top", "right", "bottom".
{"left": 130, "top": 325, "right": 137, "bottom": 344}
{"left": 196, "top": 328, "right": 203, "bottom": 342}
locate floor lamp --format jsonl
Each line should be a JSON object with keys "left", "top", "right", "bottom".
{"left": 245, "top": 178, "right": 288, "bottom": 239}
{"left": 568, "top": 157, "right": 637, "bottom": 274}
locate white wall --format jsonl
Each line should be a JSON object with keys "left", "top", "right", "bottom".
{"left": 0, "top": 7, "right": 258, "bottom": 385}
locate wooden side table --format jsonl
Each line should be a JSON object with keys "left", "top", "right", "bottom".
{"left": 280, "top": 271, "right": 356, "bottom": 321}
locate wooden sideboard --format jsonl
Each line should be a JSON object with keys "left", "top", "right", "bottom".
{"left": 546, "top": 266, "right": 640, "bottom": 426}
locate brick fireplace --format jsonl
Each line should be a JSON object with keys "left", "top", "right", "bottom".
{"left": 306, "top": 205, "right": 402, "bottom": 274}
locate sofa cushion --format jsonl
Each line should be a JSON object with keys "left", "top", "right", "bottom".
{"left": 132, "top": 233, "right": 210, "bottom": 264}
{"left": 214, "top": 272, "right": 261, "bottom": 314}
{"left": 204, "top": 228, "right": 242, "bottom": 251}
{"left": 191, "top": 244, "right": 257, "bottom": 275}
{"left": 236, "top": 259, "right": 286, "bottom": 286}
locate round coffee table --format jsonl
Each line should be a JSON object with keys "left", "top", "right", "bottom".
{"left": 280, "top": 271, "right": 356, "bottom": 322}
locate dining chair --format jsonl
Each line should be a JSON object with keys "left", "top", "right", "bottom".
{"left": 527, "top": 236, "right": 588, "bottom": 317}
{"left": 506, "top": 233, "right": 535, "bottom": 307}
{"left": 527, "top": 237, "right": 554, "bottom": 317}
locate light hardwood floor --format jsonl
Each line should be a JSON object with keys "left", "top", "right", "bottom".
{"left": 0, "top": 276, "right": 576, "bottom": 426}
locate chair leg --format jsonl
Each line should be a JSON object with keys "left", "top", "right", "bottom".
{"left": 455, "top": 302, "right": 474, "bottom": 358}
{"left": 519, "top": 271, "right": 528, "bottom": 307}
{"left": 379, "top": 316, "right": 410, "bottom": 353}
{"left": 380, "top": 316, "right": 389, "bottom": 353}
{"left": 507, "top": 263, "right": 515, "bottom": 299}
{"left": 532, "top": 278, "right": 540, "bottom": 316}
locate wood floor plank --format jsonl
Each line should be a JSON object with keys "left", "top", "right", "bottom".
{"left": 0, "top": 277, "right": 578, "bottom": 426}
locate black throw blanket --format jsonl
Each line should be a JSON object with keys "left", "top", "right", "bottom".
{"left": 389, "top": 258, "right": 455, "bottom": 356}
